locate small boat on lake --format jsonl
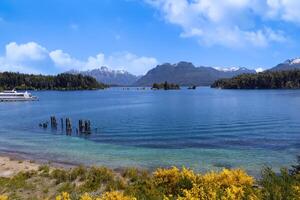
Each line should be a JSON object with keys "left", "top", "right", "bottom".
{"left": 0, "top": 90, "right": 38, "bottom": 101}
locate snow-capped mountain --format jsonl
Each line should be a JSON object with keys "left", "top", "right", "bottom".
{"left": 271, "top": 58, "right": 300, "bottom": 71}
{"left": 214, "top": 67, "right": 253, "bottom": 72}
{"left": 66, "top": 67, "right": 139, "bottom": 86}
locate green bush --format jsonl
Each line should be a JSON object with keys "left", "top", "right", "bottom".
{"left": 80, "top": 167, "right": 114, "bottom": 192}
{"left": 51, "top": 169, "right": 69, "bottom": 184}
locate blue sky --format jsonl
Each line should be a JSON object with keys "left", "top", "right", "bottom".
{"left": 0, "top": 0, "right": 300, "bottom": 75}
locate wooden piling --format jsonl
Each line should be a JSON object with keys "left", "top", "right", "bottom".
{"left": 50, "top": 116, "right": 57, "bottom": 129}
{"left": 66, "top": 118, "right": 72, "bottom": 135}
{"left": 79, "top": 120, "right": 84, "bottom": 133}
{"left": 61, "top": 118, "right": 64, "bottom": 130}
{"left": 84, "top": 120, "right": 91, "bottom": 134}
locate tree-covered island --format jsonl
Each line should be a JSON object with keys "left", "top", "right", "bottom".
{"left": 211, "top": 70, "right": 300, "bottom": 89}
{"left": 152, "top": 81, "right": 180, "bottom": 90}
{"left": 0, "top": 72, "right": 107, "bottom": 90}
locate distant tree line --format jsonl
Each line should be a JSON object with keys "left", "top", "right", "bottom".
{"left": 152, "top": 81, "right": 180, "bottom": 90}
{"left": 211, "top": 70, "right": 300, "bottom": 89}
{"left": 0, "top": 72, "right": 107, "bottom": 91}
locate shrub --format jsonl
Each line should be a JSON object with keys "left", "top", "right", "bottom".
{"left": 260, "top": 167, "right": 299, "bottom": 200}
{"left": 81, "top": 167, "right": 114, "bottom": 192}
{"left": 51, "top": 169, "right": 69, "bottom": 184}
{"left": 100, "top": 191, "right": 136, "bottom": 200}
{"left": 174, "top": 169, "right": 258, "bottom": 200}
{"left": 58, "top": 182, "right": 75, "bottom": 193}
{"left": 70, "top": 165, "right": 87, "bottom": 181}
{"left": 7, "top": 171, "right": 36, "bottom": 190}
{"left": 38, "top": 165, "right": 50, "bottom": 176}
{"left": 56, "top": 192, "right": 71, "bottom": 200}
{"left": 153, "top": 167, "right": 196, "bottom": 196}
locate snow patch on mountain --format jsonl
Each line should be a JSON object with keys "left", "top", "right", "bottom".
{"left": 214, "top": 67, "right": 241, "bottom": 72}
{"left": 284, "top": 58, "right": 300, "bottom": 65}
{"left": 255, "top": 68, "right": 264, "bottom": 73}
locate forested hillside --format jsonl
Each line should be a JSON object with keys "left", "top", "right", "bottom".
{"left": 212, "top": 70, "right": 300, "bottom": 89}
{"left": 0, "top": 72, "right": 107, "bottom": 90}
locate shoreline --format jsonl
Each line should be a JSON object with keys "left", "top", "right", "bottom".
{"left": 0, "top": 152, "right": 79, "bottom": 178}
{"left": 0, "top": 151, "right": 145, "bottom": 178}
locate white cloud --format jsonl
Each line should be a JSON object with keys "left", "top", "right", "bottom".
{"left": 145, "top": 0, "right": 292, "bottom": 47}
{"left": 49, "top": 50, "right": 84, "bottom": 69}
{"left": 5, "top": 42, "right": 48, "bottom": 62}
{"left": 0, "top": 41, "right": 158, "bottom": 75}
{"left": 266, "top": 0, "right": 300, "bottom": 23}
{"left": 0, "top": 42, "right": 50, "bottom": 74}
{"left": 50, "top": 50, "right": 158, "bottom": 75}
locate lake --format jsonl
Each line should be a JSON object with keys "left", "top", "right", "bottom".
{"left": 0, "top": 87, "right": 299, "bottom": 176}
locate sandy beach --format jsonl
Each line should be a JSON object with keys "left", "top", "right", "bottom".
{"left": 0, "top": 155, "right": 40, "bottom": 178}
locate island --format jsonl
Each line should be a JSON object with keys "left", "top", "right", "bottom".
{"left": 211, "top": 70, "right": 300, "bottom": 89}
{"left": 151, "top": 81, "right": 180, "bottom": 90}
{"left": 0, "top": 72, "right": 107, "bottom": 91}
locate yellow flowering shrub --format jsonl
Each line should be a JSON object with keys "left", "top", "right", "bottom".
{"left": 99, "top": 191, "right": 136, "bottom": 200}
{"left": 0, "top": 195, "right": 8, "bottom": 200}
{"left": 80, "top": 193, "right": 93, "bottom": 200}
{"left": 176, "top": 169, "right": 259, "bottom": 200}
{"left": 153, "top": 166, "right": 196, "bottom": 195}
{"left": 56, "top": 192, "right": 71, "bottom": 200}
{"left": 292, "top": 184, "right": 300, "bottom": 199}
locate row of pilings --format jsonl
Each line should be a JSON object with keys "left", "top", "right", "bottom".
{"left": 40, "top": 116, "right": 92, "bottom": 135}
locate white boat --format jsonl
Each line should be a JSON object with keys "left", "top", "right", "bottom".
{"left": 0, "top": 90, "right": 38, "bottom": 101}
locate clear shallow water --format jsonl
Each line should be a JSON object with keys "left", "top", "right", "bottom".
{"left": 0, "top": 87, "right": 299, "bottom": 175}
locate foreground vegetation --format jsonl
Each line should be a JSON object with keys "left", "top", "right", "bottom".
{"left": 0, "top": 158, "right": 299, "bottom": 200}
{"left": 0, "top": 72, "right": 107, "bottom": 91}
{"left": 211, "top": 70, "right": 300, "bottom": 89}
{"left": 152, "top": 82, "right": 180, "bottom": 90}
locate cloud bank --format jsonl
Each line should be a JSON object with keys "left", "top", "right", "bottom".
{"left": 145, "top": 0, "right": 300, "bottom": 47}
{"left": 0, "top": 42, "right": 158, "bottom": 75}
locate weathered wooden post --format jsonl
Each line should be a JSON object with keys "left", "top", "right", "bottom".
{"left": 84, "top": 120, "right": 91, "bottom": 134}
{"left": 61, "top": 118, "right": 64, "bottom": 130}
{"left": 79, "top": 120, "right": 84, "bottom": 133}
{"left": 50, "top": 116, "right": 57, "bottom": 129}
{"left": 66, "top": 118, "right": 72, "bottom": 135}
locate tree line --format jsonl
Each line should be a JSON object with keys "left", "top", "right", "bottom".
{"left": 211, "top": 70, "right": 300, "bottom": 89}
{"left": 0, "top": 72, "right": 107, "bottom": 91}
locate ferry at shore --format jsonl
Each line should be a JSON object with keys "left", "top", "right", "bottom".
{"left": 0, "top": 90, "right": 38, "bottom": 101}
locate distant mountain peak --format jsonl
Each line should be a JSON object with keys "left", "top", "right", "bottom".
{"left": 65, "top": 66, "right": 138, "bottom": 86}
{"left": 88, "top": 66, "right": 129, "bottom": 75}
{"left": 271, "top": 57, "right": 300, "bottom": 71}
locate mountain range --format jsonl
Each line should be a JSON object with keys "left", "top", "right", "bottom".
{"left": 135, "top": 62, "right": 256, "bottom": 86}
{"left": 66, "top": 67, "right": 140, "bottom": 86}
{"left": 65, "top": 58, "right": 300, "bottom": 86}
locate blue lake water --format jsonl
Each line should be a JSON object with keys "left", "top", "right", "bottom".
{"left": 0, "top": 87, "right": 299, "bottom": 176}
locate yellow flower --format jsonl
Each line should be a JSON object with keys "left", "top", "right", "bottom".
{"left": 56, "top": 192, "right": 71, "bottom": 200}
{"left": 80, "top": 193, "right": 93, "bottom": 200}
{"left": 0, "top": 195, "right": 8, "bottom": 200}
{"left": 99, "top": 191, "right": 136, "bottom": 200}
{"left": 177, "top": 168, "right": 257, "bottom": 200}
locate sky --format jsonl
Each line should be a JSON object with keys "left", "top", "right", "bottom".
{"left": 0, "top": 0, "right": 300, "bottom": 75}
